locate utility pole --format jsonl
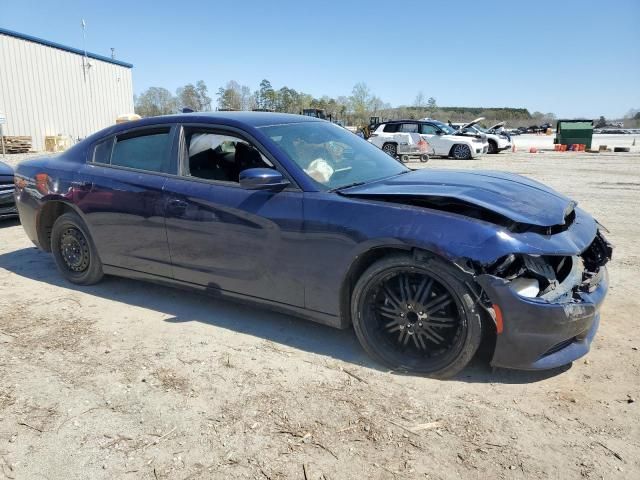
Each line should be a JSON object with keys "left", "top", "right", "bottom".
{"left": 81, "top": 19, "right": 88, "bottom": 82}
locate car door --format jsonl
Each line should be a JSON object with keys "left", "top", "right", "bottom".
{"left": 74, "top": 125, "right": 177, "bottom": 277}
{"left": 163, "top": 124, "right": 305, "bottom": 307}
{"left": 419, "top": 123, "right": 447, "bottom": 155}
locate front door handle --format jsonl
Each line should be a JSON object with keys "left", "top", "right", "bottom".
{"left": 167, "top": 198, "right": 188, "bottom": 216}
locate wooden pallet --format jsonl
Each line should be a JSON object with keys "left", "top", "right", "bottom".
{"left": 1, "top": 136, "right": 32, "bottom": 153}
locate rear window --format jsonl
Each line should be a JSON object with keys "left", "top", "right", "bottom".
{"left": 399, "top": 123, "right": 419, "bottom": 133}
{"left": 383, "top": 123, "right": 399, "bottom": 133}
{"left": 111, "top": 128, "right": 172, "bottom": 173}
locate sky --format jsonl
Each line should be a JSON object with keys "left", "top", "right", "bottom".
{"left": 1, "top": 0, "right": 639, "bottom": 118}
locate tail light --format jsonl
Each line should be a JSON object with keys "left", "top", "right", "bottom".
{"left": 35, "top": 173, "right": 49, "bottom": 195}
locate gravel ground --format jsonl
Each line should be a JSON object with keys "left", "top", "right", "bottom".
{"left": 0, "top": 148, "right": 638, "bottom": 479}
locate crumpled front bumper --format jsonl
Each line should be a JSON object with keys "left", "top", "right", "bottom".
{"left": 476, "top": 267, "right": 608, "bottom": 370}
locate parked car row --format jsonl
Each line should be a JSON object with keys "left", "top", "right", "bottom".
{"left": 368, "top": 119, "right": 490, "bottom": 160}
{"left": 367, "top": 117, "right": 517, "bottom": 160}
{"left": 449, "top": 119, "right": 512, "bottom": 154}
{"left": 594, "top": 128, "right": 639, "bottom": 135}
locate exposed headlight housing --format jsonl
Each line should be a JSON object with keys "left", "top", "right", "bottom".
{"left": 509, "top": 277, "right": 540, "bottom": 298}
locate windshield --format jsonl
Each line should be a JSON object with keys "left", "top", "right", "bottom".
{"left": 260, "top": 121, "right": 408, "bottom": 190}
{"left": 431, "top": 121, "right": 456, "bottom": 135}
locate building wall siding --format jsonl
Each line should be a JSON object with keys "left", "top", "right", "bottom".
{"left": 0, "top": 33, "right": 133, "bottom": 151}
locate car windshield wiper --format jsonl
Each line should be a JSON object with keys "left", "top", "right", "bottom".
{"left": 329, "top": 181, "right": 368, "bottom": 192}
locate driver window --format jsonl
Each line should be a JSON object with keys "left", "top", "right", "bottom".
{"left": 419, "top": 124, "right": 438, "bottom": 135}
{"left": 183, "top": 128, "right": 273, "bottom": 182}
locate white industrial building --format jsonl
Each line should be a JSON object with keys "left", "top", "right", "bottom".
{"left": 0, "top": 27, "right": 134, "bottom": 151}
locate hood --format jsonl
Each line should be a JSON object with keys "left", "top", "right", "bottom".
{"left": 0, "top": 160, "right": 13, "bottom": 178}
{"left": 461, "top": 117, "right": 484, "bottom": 131}
{"left": 340, "top": 169, "right": 576, "bottom": 228}
{"left": 488, "top": 121, "right": 505, "bottom": 131}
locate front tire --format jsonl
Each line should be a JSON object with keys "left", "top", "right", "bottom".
{"left": 51, "top": 212, "right": 104, "bottom": 285}
{"left": 351, "top": 254, "right": 482, "bottom": 378}
{"left": 381, "top": 143, "right": 398, "bottom": 158}
{"left": 487, "top": 140, "right": 498, "bottom": 154}
{"left": 451, "top": 144, "right": 473, "bottom": 160}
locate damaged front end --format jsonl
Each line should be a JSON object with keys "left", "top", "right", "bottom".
{"left": 476, "top": 231, "right": 612, "bottom": 370}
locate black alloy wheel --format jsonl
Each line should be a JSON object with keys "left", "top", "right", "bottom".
{"left": 451, "top": 144, "right": 472, "bottom": 160}
{"left": 351, "top": 255, "right": 483, "bottom": 378}
{"left": 382, "top": 143, "right": 398, "bottom": 157}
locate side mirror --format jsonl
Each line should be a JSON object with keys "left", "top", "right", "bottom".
{"left": 239, "top": 168, "right": 290, "bottom": 190}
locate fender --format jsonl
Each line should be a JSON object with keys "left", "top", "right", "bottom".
{"left": 35, "top": 195, "right": 93, "bottom": 252}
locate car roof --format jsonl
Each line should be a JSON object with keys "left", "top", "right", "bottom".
{"left": 82, "top": 112, "right": 323, "bottom": 144}
{"left": 382, "top": 119, "right": 438, "bottom": 124}
{"left": 132, "top": 111, "right": 319, "bottom": 128}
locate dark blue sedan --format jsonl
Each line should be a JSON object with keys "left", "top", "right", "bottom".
{"left": 13, "top": 112, "right": 611, "bottom": 377}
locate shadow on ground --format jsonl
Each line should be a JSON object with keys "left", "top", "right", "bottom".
{"left": 0, "top": 246, "right": 569, "bottom": 384}
{"left": 0, "top": 218, "right": 20, "bottom": 228}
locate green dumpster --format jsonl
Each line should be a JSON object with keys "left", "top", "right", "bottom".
{"left": 554, "top": 119, "right": 594, "bottom": 149}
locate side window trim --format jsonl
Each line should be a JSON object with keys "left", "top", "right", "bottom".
{"left": 88, "top": 124, "right": 180, "bottom": 176}
{"left": 177, "top": 123, "right": 301, "bottom": 191}
{"left": 91, "top": 136, "right": 115, "bottom": 165}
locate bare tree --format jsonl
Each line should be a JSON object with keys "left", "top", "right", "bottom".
{"left": 350, "top": 82, "right": 374, "bottom": 125}
{"left": 135, "top": 87, "right": 177, "bottom": 117}
{"left": 217, "top": 81, "right": 243, "bottom": 110}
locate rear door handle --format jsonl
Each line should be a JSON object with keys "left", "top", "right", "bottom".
{"left": 167, "top": 198, "right": 188, "bottom": 215}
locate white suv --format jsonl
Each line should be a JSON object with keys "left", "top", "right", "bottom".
{"left": 450, "top": 118, "right": 512, "bottom": 154}
{"left": 368, "top": 120, "right": 488, "bottom": 159}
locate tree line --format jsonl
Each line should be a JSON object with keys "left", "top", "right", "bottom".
{"left": 134, "top": 79, "right": 554, "bottom": 127}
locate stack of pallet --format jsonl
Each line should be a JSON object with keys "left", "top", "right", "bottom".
{"left": 1, "top": 136, "right": 32, "bottom": 153}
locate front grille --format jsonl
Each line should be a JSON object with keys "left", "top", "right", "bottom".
{"left": 0, "top": 181, "right": 15, "bottom": 207}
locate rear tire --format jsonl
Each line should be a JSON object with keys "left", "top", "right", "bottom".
{"left": 351, "top": 254, "right": 482, "bottom": 378}
{"left": 382, "top": 143, "right": 397, "bottom": 158}
{"left": 451, "top": 144, "right": 473, "bottom": 160}
{"left": 51, "top": 212, "right": 104, "bottom": 285}
{"left": 420, "top": 154, "right": 430, "bottom": 163}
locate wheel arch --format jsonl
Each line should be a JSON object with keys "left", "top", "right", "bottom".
{"left": 339, "top": 243, "right": 450, "bottom": 328}
{"left": 381, "top": 141, "right": 398, "bottom": 151}
{"left": 36, "top": 200, "right": 86, "bottom": 252}
{"left": 339, "top": 242, "right": 498, "bottom": 351}
{"left": 448, "top": 142, "right": 473, "bottom": 159}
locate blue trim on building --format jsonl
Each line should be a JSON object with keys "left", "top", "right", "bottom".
{"left": 0, "top": 27, "right": 133, "bottom": 68}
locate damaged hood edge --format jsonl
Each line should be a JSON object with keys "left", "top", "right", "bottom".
{"left": 340, "top": 169, "right": 576, "bottom": 228}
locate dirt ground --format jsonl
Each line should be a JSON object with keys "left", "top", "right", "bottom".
{"left": 1, "top": 147, "right": 639, "bottom": 480}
